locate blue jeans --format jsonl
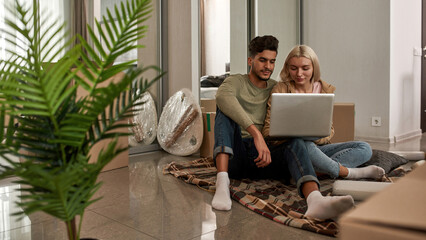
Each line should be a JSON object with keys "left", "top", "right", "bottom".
{"left": 304, "top": 140, "right": 373, "bottom": 178}
{"left": 213, "top": 109, "right": 319, "bottom": 198}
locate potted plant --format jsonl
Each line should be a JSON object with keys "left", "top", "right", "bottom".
{"left": 0, "top": 0, "right": 162, "bottom": 239}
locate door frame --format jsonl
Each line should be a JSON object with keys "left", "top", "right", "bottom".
{"left": 421, "top": 0, "right": 426, "bottom": 132}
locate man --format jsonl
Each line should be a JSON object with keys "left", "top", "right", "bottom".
{"left": 211, "top": 35, "right": 354, "bottom": 220}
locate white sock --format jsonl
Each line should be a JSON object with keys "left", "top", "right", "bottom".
{"left": 212, "top": 172, "right": 232, "bottom": 211}
{"left": 345, "top": 165, "right": 385, "bottom": 180}
{"left": 305, "top": 190, "right": 354, "bottom": 220}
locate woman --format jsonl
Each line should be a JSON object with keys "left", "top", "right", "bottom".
{"left": 262, "top": 45, "right": 384, "bottom": 180}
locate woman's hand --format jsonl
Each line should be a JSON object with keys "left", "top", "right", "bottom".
{"left": 247, "top": 125, "right": 271, "bottom": 168}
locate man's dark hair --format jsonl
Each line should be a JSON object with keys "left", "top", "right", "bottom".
{"left": 248, "top": 35, "right": 279, "bottom": 57}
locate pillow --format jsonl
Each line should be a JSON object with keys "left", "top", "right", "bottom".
{"left": 360, "top": 149, "right": 408, "bottom": 173}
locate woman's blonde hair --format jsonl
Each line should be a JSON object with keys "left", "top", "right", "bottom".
{"left": 280, "top": 45, "right": 321, "bottom": 83}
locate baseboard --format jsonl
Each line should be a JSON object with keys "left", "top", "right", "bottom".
{"left": 393, "top": 129, "right": 422, "bottom": 142}
{"left": 129, "top": 143, "right": 162, "bottom": 155}
{"left": 356, "top": 129, "right": 422, "bottom": 143}
{"left": 355, "top": 136, "right": 394, "bottom": 143}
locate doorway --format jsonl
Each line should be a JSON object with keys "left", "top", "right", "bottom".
{"left": 200, "top": 0, "right": 300, "bottom": 81}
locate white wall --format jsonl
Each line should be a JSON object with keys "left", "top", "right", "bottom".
{"left": 389, "top": 0, "right": 422, "bottom": 141}
{"left": 138, "top": 0, "right": 159, "bottom": 100}
{"left": 166, "top": 0, "right": 200, "bottom": 101}
{"left": 167, "top": 0, "right": 193, "bottom": 97}
{"left": 257, "top": 0, "right": 298, "bottom": 81}
{"left": 230, "top": 0, "right": 248, "bottom": 75}
{"left": 303, "top": 0, "right": 421, "bottom": 142}
{"left": 304, "top": 0, "right": 422, "bottom": 142}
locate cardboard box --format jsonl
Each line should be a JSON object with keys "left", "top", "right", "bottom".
{"left": 200, "top": 112, "right": 216, "bottom": 158}
{"left": 88, "top": 133, "right": 129, "bottom": 172}
{"left": 339, "top": 164, "right": 426, "bottom": 240}
{"left": 76, "top": 70, "right": 126, "bottom": 120}
{"left": 200, "top": 98, "right": 217, "bottom": 112}
{"left": 332, "top": 103, "right": 355, "bottom": 143}
{"left": 76, "top": 70, "right": 129, "bottom": 172}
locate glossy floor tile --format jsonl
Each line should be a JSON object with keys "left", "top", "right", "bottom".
{"left": 0, "top": 133, "right": 425, "bottom": 240}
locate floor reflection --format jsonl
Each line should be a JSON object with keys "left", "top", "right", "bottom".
{"left": 0, "top": 182, "right": 32, "bottom": 240}
{"left": 0, "top": 133, "right": 424, "bottom": 239}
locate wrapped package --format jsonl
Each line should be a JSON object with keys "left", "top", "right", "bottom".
{"left": 129, "top": 91, "right": 158, "bottom": 146}
{"left": 333, "top": 180, "right": 392, "bottom": 201}
{"left": 157, "top": 88, "right": 203, "bottom": 156}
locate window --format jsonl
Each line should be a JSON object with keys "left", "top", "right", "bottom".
{"left": 0, "top": 0, "right": 71, "bottom": 62}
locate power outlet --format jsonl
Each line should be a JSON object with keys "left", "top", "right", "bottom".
{"left": 413, "top": 47, "right": 422, "bottom": 56}
{"left": 372, "top": 117, "right": 381, "bottom": 127}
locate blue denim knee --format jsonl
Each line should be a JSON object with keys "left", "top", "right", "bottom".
{"left": 318, "top": 141, "right": 373, "bottom": 168}
{"left": 282, "top": 138, "right": 320, "bottom": 198}
{"left": 213, "top": 109, "right": 241, "bottom": 160}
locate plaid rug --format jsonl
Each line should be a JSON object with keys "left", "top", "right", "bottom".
{"left": 163, "top": 157, "right": 405, "bottom": 237}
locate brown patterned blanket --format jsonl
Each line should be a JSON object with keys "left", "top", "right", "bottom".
{"left": 163, "top": 157, "right": 406, "bottom": 237}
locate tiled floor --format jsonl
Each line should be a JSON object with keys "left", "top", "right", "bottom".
{"left": 1, "top": 134, "right": 425, "bottom": 240}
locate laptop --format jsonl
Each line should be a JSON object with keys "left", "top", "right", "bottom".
{"left": 268, "top": 93, "right": 335, "bottom": 137}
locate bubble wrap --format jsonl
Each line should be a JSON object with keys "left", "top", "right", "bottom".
{"left": 157, "top": 88, "right": 203, "bottom": 156}
{"left": 129, "top": 91, "right": 158, "bottom": 146}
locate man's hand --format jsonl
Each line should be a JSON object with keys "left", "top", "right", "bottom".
{"left": 246, "top": 125, "right": 271, "bottom": 168}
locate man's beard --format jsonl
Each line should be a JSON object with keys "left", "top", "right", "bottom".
{"left": 250, "top": 64, "right": 273, "bottom": 81}
{"left": 255, "top": 71, "right": 271, "bottom": 81}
